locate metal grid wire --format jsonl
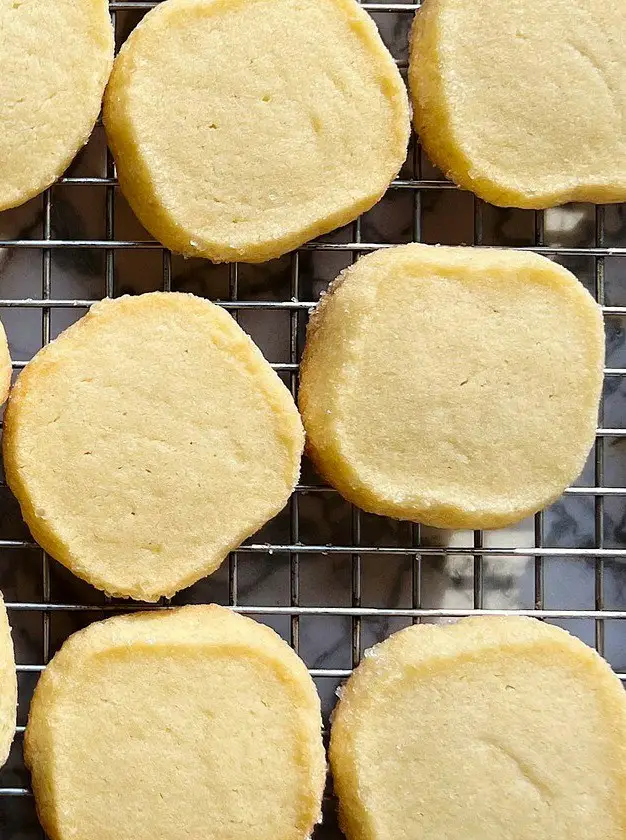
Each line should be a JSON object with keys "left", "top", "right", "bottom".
{"left": 0, "top": 2, "right": 625, "bottom": 838}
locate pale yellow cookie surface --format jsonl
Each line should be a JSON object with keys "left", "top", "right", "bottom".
{"left": 25, "top": 605, "right": 325, "bottom": 840}
{"left": 0, "top": 0, "right": 113, "bottom": 211}
{"left": 299, "top": 244, "right": 604, "bottom": 529}
{"left": 330, "top": 616, "right": 626, "bottom": 840}
{"left": 4, "top": 292, "right": 304, "bottom": 600}
{"left": 103, "top": 0, "right": 409, "bottom": 263}
{"left": 409, "top": 0, "right": 626, "bottom": 208}
{"left": 0, "top": 594, "right": 16, "bottom": 771}
{"left": 0, "top": 320, "right": 12, "bottom": 406}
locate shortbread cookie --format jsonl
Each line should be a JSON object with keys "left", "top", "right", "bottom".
{"left": 409, "top": 0, "right": 626, "bottom": 208}
{"left": 4, "top": 292, "right": 304, "bottom": 600}
{"left": 0, "top": 594, "right": 16, "bottom": 770}
{"left": 0, "top": 0, "right": 113, "bottom": 210}
{"left": 25, "top": 605, "right": 325, "bottom": 840}
{"left": 330, "top": 617, "right": 626, "bottom": 840}
{"left": 104, "top": 0, "right": 409, "bottom": 263}
{"left": 0, "top": 320, "right": 12, "bottom": 405}
{"left": 299, "top": 245, "right": 604, "bottom": 529}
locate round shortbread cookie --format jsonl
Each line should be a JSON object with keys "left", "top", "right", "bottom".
{"left": 4, "top": 292, "right": 304, "bottom": 600}
{"left": 330, "top": 617, "right": 626, "bottom": 840}
{"left": 0, "top": 0, "right": 113, "bottom": 211}
{"left": 25, "top": 605, "right": 326, "bottom": 840}
{"left": 409, "top": 0, "right": 626, "bottom": 208}
{"left": 0, "top": 320, "right": 12, "bottom": 406}
{"left": 0, "top": 594, "right": 16, "bottom": 771}
{"left": 299, "top": 244, "right": 604, "bottom": 529}
{"left": 103, "top": 0, "right": 409, "bottom": 263}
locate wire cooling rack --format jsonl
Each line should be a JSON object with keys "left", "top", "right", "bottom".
{"left": 1, "top": 2, "right": 626, "bottom": 838}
